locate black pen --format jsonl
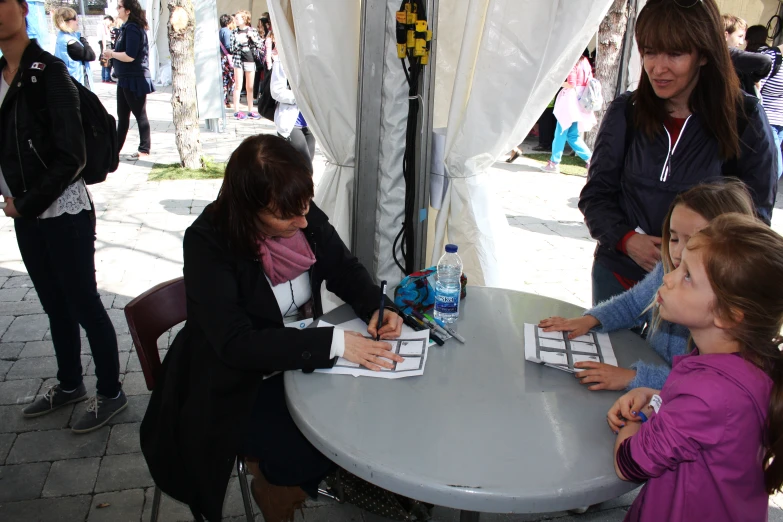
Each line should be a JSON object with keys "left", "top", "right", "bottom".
{"left": 376, "top": 281, "right": 387, "bottom": 341}
{"left": 402, "top": 313, "right": 426, "bottom": 331}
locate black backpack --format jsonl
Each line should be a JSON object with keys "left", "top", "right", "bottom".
{"left": 257, "top": 70, "right": 277, "bottom": 122}
{"left": 24, "top": 56, "right": 119, "bottom": 185}
{"left": 71, "top": 78, "right": 119, "bottom": 184}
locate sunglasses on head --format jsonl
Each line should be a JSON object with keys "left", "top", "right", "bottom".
{"left": 65, "top": 17, "right": 76, "bottom": 21}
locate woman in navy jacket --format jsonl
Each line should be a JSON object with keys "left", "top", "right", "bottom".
{"left": 579, "top": 0, "right": 777, "bottom": 306}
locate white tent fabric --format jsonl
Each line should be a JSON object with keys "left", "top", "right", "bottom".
{"left": 268, "top": 0, "right": 362, "bottom": 312}
{"left": 145, "top": 0, "right": 161, "bottom": 82}
{"left": 430, "top": 0, "right": 614, "bottom": 287}
{"left": 374, "top": 0, "right": 410, "bottom": 288}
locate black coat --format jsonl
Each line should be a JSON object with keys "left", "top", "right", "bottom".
{"left": 140, "top": 203, "right": 381, "bottom": 521}
{"left": 579, "top": 91, "right": 777, "bottom": 282}
{"left": 0, "top": 40, "right": 86, "bottom": 217}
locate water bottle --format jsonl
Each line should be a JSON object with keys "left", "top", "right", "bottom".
{"left": 434, "top": 244, "right": 463, "bottom": 323}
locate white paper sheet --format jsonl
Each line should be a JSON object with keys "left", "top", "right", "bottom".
{"left": 314, "top": 319, "right": 430, "bottom": 379}
{"left": 524, "top": 323, "right": 618, "bottom": 374}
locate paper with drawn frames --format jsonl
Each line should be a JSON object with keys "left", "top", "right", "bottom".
{"left": 313, "top": 318, "right": 430, "bottom": 379}
{"left": 524, "top": 323, "right": 617, "bottom": 374}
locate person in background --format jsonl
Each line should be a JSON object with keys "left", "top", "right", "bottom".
{"left": 53, "top": 7, "right": 95, "bottom": 89}
{"left": 98, "top": 15, "right": 114, "bottom": 84}
{"left": 252, "top": 16, "right": 267, "bottom": 104}
{"left": 580, "top": 0, "right": 777, "bottom": 306}
{"left": 609, "top": 214, "right": 783, "bottom": 522}
{"left": 265, "top": 21, "right": 276, "bottom": 72}
{"left": 746, "top": 24, "right": 783, "bottom": 178}
{"left": 722, "top": 13, "right": 771, "bottom": 97}
{"left": 219, "top": 14, "right": 235, "bottom": 109}
{"left": 271, "top": 57, "right": 316, "bottom": 169}
{"left": 1, "top": 0, "right": 126, "bottom": 433}
{"left": 103, "top": 0, "right": 154, "bottom": 160}
{"left": 230, "top": 10, "right": 262, "bottom": 120}
{"left": 506, "top": 95, "right": 558, "bottom": 163}
{"left": 140, "top": 135, "right": 405, "bottom": 522}
{"left": 540, "top": 181, "right": 755, "bottom": 391}
{"left": 539, "top": 49, "right": 595, "bottom": 174}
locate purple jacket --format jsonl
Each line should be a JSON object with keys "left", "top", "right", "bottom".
{"left": 624, "top": 351, "right": 772, "bottom": 522}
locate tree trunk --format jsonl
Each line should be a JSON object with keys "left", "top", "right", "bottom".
{"left": 168, "top": 0, "right": 203, "bottom": 169}
{"left": 585, "top": 0, "right": 632, "bottom": 149}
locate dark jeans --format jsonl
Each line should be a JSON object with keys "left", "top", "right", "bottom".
{"left": 591, "top": 259, "right": 631, "bottom": 307}
{"left": 102, "top": 66, "right": 112, "bottom": 82}
{"left": 242, "top": 374, "right": 334, "bottom": 496}
{"left": 281, "top": 127, "right": 315, "bottom": 170}
{"left": 538, "top": 107, "right": 556, "bottom": 149}
{"left": 15, "top": 209, "right": 121, "bottom": 397}
{"left": 117, "top": 86, "right": 151, "bottom": 154}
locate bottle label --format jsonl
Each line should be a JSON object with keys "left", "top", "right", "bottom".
{"left": 435, "top": 292, "right": 459, "bottom": 314}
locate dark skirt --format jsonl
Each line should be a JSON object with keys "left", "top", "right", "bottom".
{"left": 241, "top": 373, "right": 334, "bottom": 496}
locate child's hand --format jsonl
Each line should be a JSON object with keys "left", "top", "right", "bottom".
{"left": 538, "top": 315, "right": 599, "bottom": 339}
{"left": 574, "top": 362, "right": 636, "bottom": 391}
{"left": 606, "top": 387, "right": 658, "bottom": 432}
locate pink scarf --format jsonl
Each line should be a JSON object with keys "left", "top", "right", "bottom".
{"left": 257, "top": 230, "right": 316, "bottom": 286}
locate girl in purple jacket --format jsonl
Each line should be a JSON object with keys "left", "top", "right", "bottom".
{"left": 607, "top": 214, "right": 783, "bottom": 522}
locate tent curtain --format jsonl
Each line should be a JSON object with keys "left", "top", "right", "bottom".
{"left": 268, "top": 0, "right": 362, "bottom": 312}
{"left": 430, "top": 0, "right": 614, "bottom": 287}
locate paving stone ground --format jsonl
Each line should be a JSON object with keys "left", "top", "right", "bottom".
{"left": 2, "top": 74, "right": 783, "bottom": 522}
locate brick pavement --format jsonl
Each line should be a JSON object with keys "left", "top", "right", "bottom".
{"left": 2, "top": 76, "right": 783, "bottom": 521}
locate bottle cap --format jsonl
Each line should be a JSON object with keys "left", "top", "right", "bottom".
{"left": 445, "top": 244, "right": 458, "bottom": 253}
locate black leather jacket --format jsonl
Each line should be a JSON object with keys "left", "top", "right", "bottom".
{"left": 0, "top": 40, "right": 86, "bottom": 217}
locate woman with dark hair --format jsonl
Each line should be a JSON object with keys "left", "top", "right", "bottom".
{"left": 747, "top": 24, "right": 783, "bottom": 178}
{"left": 579, "top": 0, "right": 777, "bottom": 306}
{"left": 102, "top": 0, "right": 154, "bottom": 160}
{"left": 141, "top": 135, "right": 406, "bottom": 521}
{"left": 0, "top": 0, "right": 126, "bottom": 433}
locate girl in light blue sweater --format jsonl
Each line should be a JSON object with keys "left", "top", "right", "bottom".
{"left": 539, "top": 181, "right": 756, "bottom": 391}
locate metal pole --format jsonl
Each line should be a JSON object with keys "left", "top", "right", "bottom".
{"left": 79, "top": 0, "right": 88, "bottom": 31}
{"left": 352, "top": 0, "right": 387, "bottom": 276}
{"left": 412, "top": 0, "right": 439, "bottom": 272}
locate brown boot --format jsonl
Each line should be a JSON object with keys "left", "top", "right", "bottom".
{"left": 245, "top": 459, "right": 308, "bottom": 522}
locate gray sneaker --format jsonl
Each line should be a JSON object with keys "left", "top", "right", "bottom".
{"left": 22, "top": 383, "right": 88, "bottom": 418}
{"left": 71, "top": 391, "right": 128, "bottom": 434}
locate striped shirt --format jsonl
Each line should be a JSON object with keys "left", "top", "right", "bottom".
{"left": 759, "top": 48, "right": 783, "bottom": 126}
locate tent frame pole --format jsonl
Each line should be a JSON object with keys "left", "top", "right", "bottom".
{"left": 412, "top": 0, "right": 438, "bottom": 272}
{"left": 352, "top": 0, "right": 387, "bottom": 277}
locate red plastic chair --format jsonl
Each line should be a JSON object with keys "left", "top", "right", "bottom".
{"left": 125, "top": 277, "right": 254, "bottom": 522}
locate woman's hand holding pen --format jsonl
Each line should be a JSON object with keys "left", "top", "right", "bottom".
{"left": 367, "top": 310, "right": 403, "bottom": 340}
{"left": 342, "top": 331, "right": 404, "bottom": 371}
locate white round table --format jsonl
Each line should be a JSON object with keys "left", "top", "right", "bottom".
{"left": 285, "top": 287, "right": 661, "bottom": 520}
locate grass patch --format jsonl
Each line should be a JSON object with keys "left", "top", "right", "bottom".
{"left": 148, "top": 158, "right": 225, "bottom": 181}
{"left": 523, "top": 153, "right": 588, "bottom": 177}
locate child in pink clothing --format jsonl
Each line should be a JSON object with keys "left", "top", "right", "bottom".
{"left": 607, "top": 214, "right": 783, "bottom": 522}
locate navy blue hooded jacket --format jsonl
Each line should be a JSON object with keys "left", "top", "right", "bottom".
{"left": 579, "top": 91, "right": 777, "bottom": 282}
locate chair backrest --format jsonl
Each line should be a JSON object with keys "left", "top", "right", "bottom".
{"left": 124, "top": 277, "right": 187, "bottom": 391}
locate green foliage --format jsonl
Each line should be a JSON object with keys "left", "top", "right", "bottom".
{"left": 148, "top": 157, "right": 225, "bottom": 181}
{"left": 523, "top": 153, "right": 588, "bottom": 177}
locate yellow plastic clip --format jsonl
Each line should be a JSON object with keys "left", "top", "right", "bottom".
{"left": 396, "top": 11, "right": 406, "bottom": 24}
{"left": 426, "top": 30, "right": 432, "bottom": 42}
{"left": 421, "top": 54, "right": 429, "bottom": 65}
{"left": 416, "top": 20, "right": 427, "bottom": 32}
{"left": 397, "top": 43, "right": 407, "bottom": 59}
{"left": 407, "top": 30, "right": 415, "bottom": 48}
{"left": 414, "top": 39, "right": 426, "bottom": 57}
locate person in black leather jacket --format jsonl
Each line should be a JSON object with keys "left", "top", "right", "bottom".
{"left": 579, "top": 0, "right": 777, "bottom": 307}
{"left": 0, "top": 1, "right": 126, "bottom": 433}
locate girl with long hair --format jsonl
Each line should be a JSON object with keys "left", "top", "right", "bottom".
{"left": 230, "top": 10, "right": 262, "bottom": 120}
{"left": 102, "top": 0, "right": 154, "bottom": 160}
{"left": 579, "top": 0, "right": 778, "bottom": 307}
{"left": 609, "top": 213, "right": 783, "bottom": 521}
{"left": 540, "top": 180, "right": 755, "bottom": 392}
